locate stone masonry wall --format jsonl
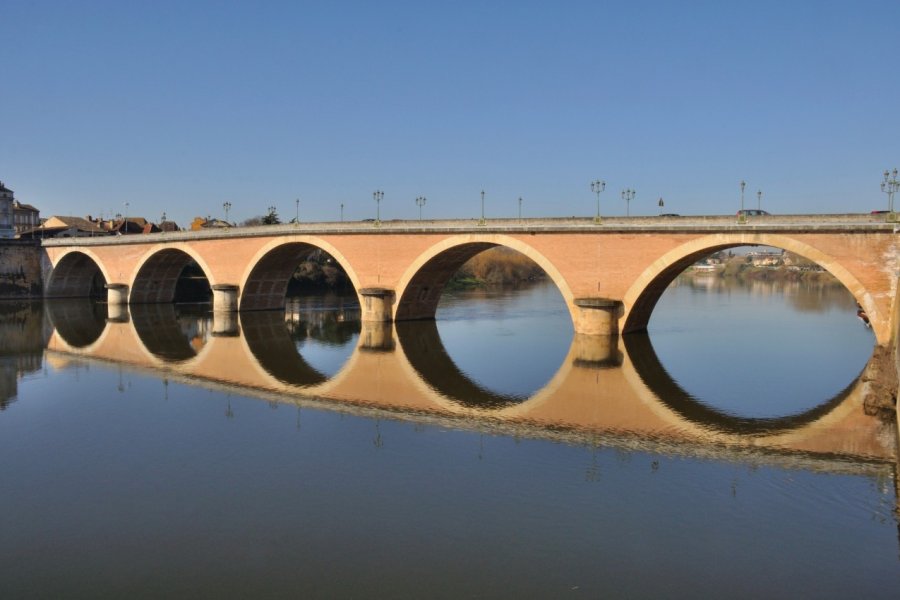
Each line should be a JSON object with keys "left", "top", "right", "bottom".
{"left": 0, "top": 241, "right": 42, "bottom": 299}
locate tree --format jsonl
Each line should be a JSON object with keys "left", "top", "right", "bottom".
{"left": 263, "top": 206, "right": 281, "bottom": 225}
{"left": 240, "top": 216, "right": 264, "bottom": 227}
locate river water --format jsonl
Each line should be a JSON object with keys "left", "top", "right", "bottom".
{"left": 0, "top": 275, "right": 897, "bottom": 598}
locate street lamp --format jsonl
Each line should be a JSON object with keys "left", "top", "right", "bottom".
{"left": 415, "top": 196, "right": 427, "bottom": 220}
{"left": 882, "top": 168, "right": 899, "bottom": 218}
{"left": 340, "top": 203, "right": 344, "bottom": 222}
{"left": 621, "top": 188, "right": 635, "bottom": 217}
{"left": 295, "top": 197, "right": 300, "bottom": 224}
{"left": 223, "top": 201, "right": 232, "bottom": 224}
{"left": 658, "top": 197, "right": 664, "bottom": 215}
{"left": 590, "top": 179, "right": 605, "bottom": 223}
{"left": 757, "top": 190, "right": 762, "bottom": 211}
{"left": 518, "top": 196, "right": 523, "bottom": 222}
{"left": 373, "top": 190, "right": 384, "bottom": 225}
{"left": 479, "top": 190, "right": 485, "bottom": 225}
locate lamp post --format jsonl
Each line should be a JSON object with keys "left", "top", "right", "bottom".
{"left": 373, "top": 190, "right": 383, "bottom": 225}
{"left": 590, "top": 179, "right": 605, "bottom": 223}
{"left": 340, "top": 203, "right": 344, "bottom": 222}
{"left": 223, "top": 201, "right": 232, "bottom": 224}
{"left": 295, "top": 198, "right": 300, "bottom": 224}
{"left": 518, "top": 196, "right": 523, "bottom": 222}
{"left": 621, "top": 188, "right": 635, "bottom": 217}
{"left": 658, "top": 197, "right": 664, "bottom": 215}
{"left": 757, "top": 190, "right": 762, "bottom": 211}
{"left": 882, "top": 168, "right": 899, "bottom": 219}
{"left": 479, "top": 190, "right": 485, "bottom": 225}
{"left": 124, "top": 201, "right": 129, "bottom": 226}
{"left": 415, "top": 196, "right": 427, "bottom": 220}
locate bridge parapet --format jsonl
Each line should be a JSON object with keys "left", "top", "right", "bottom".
{"left": 39, "top": 214, "right": 895, "bottom": 247}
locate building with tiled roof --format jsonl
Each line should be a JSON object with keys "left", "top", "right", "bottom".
{"left": 32, "top": 215, "right": 109, "bottom": 238}
{"left": 0, "top": 181, "right": 15, "bottom": 239}
{"left": 13, "top": 201, "right": 40, "bottom": 235}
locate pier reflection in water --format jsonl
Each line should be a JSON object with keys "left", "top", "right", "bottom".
{"left": 41, "top": 285, "right": 890, "bottom": 456}
{"left": 3, "top": 279, "right": 899, "bottom": 597}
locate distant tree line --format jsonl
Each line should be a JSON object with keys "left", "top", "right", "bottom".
{"left": 287, "top": 249, "right": 352, "bottom": 294}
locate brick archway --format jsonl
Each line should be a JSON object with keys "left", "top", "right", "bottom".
{"left": 621, "top": 232, "right": 885, "bottom": 343}
{"left": 238, "top": 237, "right": 363, "bottom": 311}
{"left": 45, "top": 248, "right": 109, "bottom": 298}
{"left": 394, "top": 233, "right": 574, "bottom": 322}
{"left": 130, "top": 247, "right": 213, "bottom": 304}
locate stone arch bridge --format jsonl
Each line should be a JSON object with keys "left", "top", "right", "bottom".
{"left": 41, "top": 215, "right": 899, "bottom": 346}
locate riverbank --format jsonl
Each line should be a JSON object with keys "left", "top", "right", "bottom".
{"left": 701, "top": 254, "right": 842, "bottom": 286}
{"left": 448, "top": 247, "right": 547, "bottom": 288}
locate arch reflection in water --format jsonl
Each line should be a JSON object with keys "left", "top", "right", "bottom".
{"left": 624, "top": 332, "right": 857, "bottom": 436}
{"left": 131, "top": 304, "right": 213, "bottom": 362}
{"left": 45, "top": 299, "right": 107, "bottom": 349}
{"left": 38, "top": 296, "right": 893, "bottom": 461}
{"left": 241, "top": 305, "right": 360, "bottom": 387}
{"left": 395, "top": 320, "right": 529, "bottom": 409}
{"left": 414, "top": 283, "right": 572, "bottom": 408}
{"left": 647, "top": 273, "right": 876, "bottom": 421}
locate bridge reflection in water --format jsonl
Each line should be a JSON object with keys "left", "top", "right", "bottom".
{"left": 42, "top": 299, "right": 897, "bottom": 471}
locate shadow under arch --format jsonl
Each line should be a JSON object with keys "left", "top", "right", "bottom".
{"left": 394, "top": 235, "right": 575, "bottom": 322}
{"left": 240, "top": 242, "right": 357, "bottom": 311}
{"left": 130, "top": 248, "right": 212, "bottom": 304}
{"left": 46, "top": 250, "right": 107, "bottom": 299}
{"left": 45, "top": 299, "right": 108, "bottom": 349}
{"left": 131, "top": 304, "right": 209, "bottom": 363}
{"left": 621, "top": 234, "right": 881, "bottom": 341}
{"left": 240, "top": 310, "right": 361, "bottom": 387}
{"left": 623, "top": 332, "right": 859, "bottom": 436}
{"left": 395, "top": 320, "right": 532, "bottom": 409}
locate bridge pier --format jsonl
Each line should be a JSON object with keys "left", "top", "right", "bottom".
{"left": 360, "top": 321, "right": 395, "bottom": 352}
{"left": 105, "top": 283, "right": 129, "bottom": 305}
{"left": 212, "top": 311, "right": 240, "bottom": 337}
{"left": 104, "top": 284, "right": 130, "bottom": 323}
{"left": 573, "top": 298, "right": 624, "bottom": 336}
{"left": 211, "top": 284, "right": 239, "bottom": 313}
{"left": 572, "top": 333, "right": 623, "bottom": 367}
{"left": 359, "top": 288, "right": 395, "bottom": 322}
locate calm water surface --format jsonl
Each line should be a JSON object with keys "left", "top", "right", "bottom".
{"left": 0, "top": 277, "right": 897, "bottom": 599}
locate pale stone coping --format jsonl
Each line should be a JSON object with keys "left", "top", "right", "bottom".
{"left": 211, "top": 284, "right": 239, "bottom": 291}
{"left": 40, "top": 214, "right": 897, "bottom": 247}
{"left": 358, "top": 287, "right": 395, "bottom": 297}
{"left": 574, "top": 298, "right": 624, "bottom": 309}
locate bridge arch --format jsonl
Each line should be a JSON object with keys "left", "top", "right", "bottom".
{"left": 130, "top": 244, "right": 216, "bottom": 304}
{"left": 394, "top": 234, "right": 575, "bottom": 321}
{"left": 45, "top": 248, "right": 110, "bottom": 298}
{"left": 238, "top": 236, "right": 363, "bottom": 311}
{"left": 621, "top": 232, "right": 886, "bottom": 343}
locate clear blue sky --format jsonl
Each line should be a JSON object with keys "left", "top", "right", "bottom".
{"left": 2, "top": 0, "right": 898, "bottom": 226}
